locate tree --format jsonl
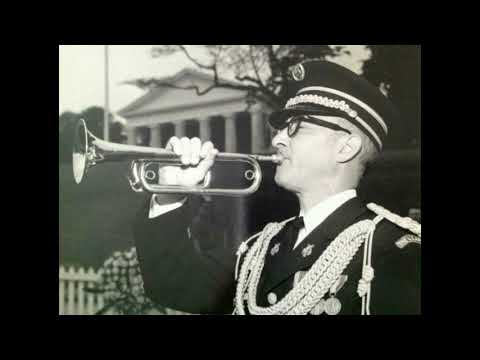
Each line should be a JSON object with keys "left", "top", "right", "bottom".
{"left": 128, "top": 45, "right": 346, "bottom": 110}
{"left": 110, "top": 122, "right": 126, "bottom": 144}
{"left": 86, "top": 247, "right": 167, "bottom": 315}
{"left": 80, "top": 106, "right": 105, "bottom": 138}
{"left": 59, "top": 111, "right": 78, "bottom": 133}
{"left": 362, "top": 45, "right": 421, "bottom": 148}
{"left": 77, "top": 106, "right": 126, "bottom": 142}
{"left": 59, "top": 111, "right": 80, "bottom": 162}
{"left": 59, "top": 106, "right": 126, "bottom": 163}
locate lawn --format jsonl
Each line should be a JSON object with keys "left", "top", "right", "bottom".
{"left": 59, "top": 161, "right": 149, "bottom": 269}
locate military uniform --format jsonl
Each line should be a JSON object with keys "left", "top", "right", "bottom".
{"left": 134, "top": 59, "right": 421, "bottom": 315}
{"left": 134, "top": 195, "right": 421, "bottom": 315}
{"left": 234, "top": 197, "right": 420, "bottom": 315}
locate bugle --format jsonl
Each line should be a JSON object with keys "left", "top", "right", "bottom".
{"left": 72, "top": 119, "right": 281, "bottom": 196}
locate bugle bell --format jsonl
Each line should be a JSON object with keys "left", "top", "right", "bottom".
{"left": 72, "top": 119, "right": 282, "bottom": 196}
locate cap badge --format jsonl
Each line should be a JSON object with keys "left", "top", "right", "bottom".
{"left": 289, "top": 63, "right": 305, "bottom": 81}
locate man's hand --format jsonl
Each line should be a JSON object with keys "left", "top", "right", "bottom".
{"left": 158, "top": 136, "right": 218, "bottom": 187}
{"left": 152, "top": 137, "right": 218, "bottom": 208}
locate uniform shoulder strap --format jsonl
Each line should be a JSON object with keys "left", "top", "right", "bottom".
{"left": 366, "top": 203, "right": 421, "bottom": 249}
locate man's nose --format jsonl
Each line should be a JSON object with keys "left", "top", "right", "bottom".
{"left": 272, "top": 127, "right": 289, "bottom": 149}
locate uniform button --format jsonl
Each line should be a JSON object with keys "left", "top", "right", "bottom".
{"left": 267, "top": 292, "right": 277, "bottom": 305}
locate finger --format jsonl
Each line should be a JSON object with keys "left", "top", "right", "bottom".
{"left": 196, "top": 148, "right": 218, "bottom": 175}
{"left": 180, "top": 137, "right": 191, "bottom": 165}
{"left": 166, "top": 137, "right": 182, "bottom": 155}
{"left": 200, "top": 141, "right": 214, "bottom": 159}
{"left": 190, "top": 137, "right": 201, "bottom": 165}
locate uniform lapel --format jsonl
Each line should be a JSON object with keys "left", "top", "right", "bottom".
{"left": 258, "top": 197, "right": 369, "bottom": 298}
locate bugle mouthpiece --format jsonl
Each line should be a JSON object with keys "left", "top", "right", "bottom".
{"left": 251, "top": 154, "right": 283, "bottom": 164}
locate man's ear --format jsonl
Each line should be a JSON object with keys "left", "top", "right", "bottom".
{"left": 335, "top": 134, "right": 362, "bottom": 163}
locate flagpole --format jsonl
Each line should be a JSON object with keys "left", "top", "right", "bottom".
{"left": 104, "top": 45, "right": 110, "bottom": 141}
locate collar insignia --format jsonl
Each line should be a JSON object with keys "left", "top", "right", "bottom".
{"left": 270, "top": 243, "right": 280, "bottom": 256}
{"left": 301, "top": 244, "right": 315, "bottom": 258}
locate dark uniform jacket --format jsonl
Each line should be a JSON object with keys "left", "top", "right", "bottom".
{"left": 134, "top": 196, "right": 421, "bottom": 315}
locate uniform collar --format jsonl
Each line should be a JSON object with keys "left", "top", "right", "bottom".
{"left": 259, "top": 196, "right": 369, "bottom": 297}
{"left": 295, "top": 189, "right": 357, "bottom": 249}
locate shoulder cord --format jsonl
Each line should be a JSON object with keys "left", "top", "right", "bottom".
{"left": 358, "top": 215, "right": 383, "bottom": 315}
{"left": 234, "top": 220, "right": 289, "bottom": 315}
{"left": 367, "top": 203, "right": 421, "bottom": 237}
{"left": 235, "top": 219, "right": 374, "bottom": 315}
{"left": 234, "top": 217, "right": 295, "bottom": 281}
{"left": 232, "top": 225, "right": 277, "bottom": 315}
{"left": 234, "top": 233, "right": 261, "bottom": 281}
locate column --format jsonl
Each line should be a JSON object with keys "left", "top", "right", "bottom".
{"left": 126, "top": 127, "right": 136, "bottom": 145}
{"left": 250, "top": 108, "right": 266, "bottom": 153}
{"left": 224, "top": 114, "right": 237, "bottom": 153}
{"left": 174, "top": 120, "right": 186, "bottom": 138}
{"left": 149, "top": 124, "right": 161, "bottom": 147}
{"left": 199, "top": 116, "right": 211, "bottom": 141}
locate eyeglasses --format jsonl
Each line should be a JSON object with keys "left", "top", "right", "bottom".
{"left": 281, "top": 115, "right": 352, "bottom": 138}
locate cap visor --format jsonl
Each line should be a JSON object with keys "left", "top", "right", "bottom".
{"left": 268, "top": 104, "right": 347, "bottom": 129}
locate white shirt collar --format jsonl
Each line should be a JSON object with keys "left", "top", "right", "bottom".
{"left": 293, "top": 189, "right": 357, "bottom": 249}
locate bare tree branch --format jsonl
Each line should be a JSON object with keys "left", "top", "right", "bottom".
{"left": 254, "top": 46, "right": 269, "bottom": 74}
{"left": 215, "top": 45, "right": 223, "bottom": 62}
{"left": 177, "top": 45, "right": 215, "bottom": 70}
{"left": 128, "top": 79, "right": 216, "bottom": 96}
{"left": 235, "top": 75, "right": 263, "bottom": 86}
{"left": 248, "top": 45, "right": 264, "bottom": 87}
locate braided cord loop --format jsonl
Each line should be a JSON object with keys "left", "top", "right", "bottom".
{"left": 234, "top": 219, "right": 376, "bottom": 315}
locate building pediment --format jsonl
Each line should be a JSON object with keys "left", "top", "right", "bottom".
{"left": 118, "top": 68, "right": 248, "bottom": 118}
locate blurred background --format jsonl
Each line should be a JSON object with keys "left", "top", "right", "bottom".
{"left": 59, "top": 45, "right": 421, "bottom": 314}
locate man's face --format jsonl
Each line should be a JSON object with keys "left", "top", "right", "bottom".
{"left": 271, "top": 115, "right": 345, "bottom": 193}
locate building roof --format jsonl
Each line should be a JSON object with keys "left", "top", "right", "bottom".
{"left": 118, "top": 68, "right": 246, "bottom": 117}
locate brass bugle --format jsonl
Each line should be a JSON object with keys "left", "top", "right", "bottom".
{"left": 72, "top": 119, "right": 282, "bottom": 196}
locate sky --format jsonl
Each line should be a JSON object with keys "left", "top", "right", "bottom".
{"left": 59, "top": 45, "right": 371, "bottom": 116}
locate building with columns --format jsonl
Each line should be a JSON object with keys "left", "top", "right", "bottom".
{"left": 118, "top": 68, "right": 275, "bottom": 155}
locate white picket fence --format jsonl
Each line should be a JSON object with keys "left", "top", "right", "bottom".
{"left": 59, "top": 265, "right": 187, "bottom": 315}
{"left": 59, "top": 265, "right": 106, "bottom": 315}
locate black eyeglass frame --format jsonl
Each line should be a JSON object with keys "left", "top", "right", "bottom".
{"left": 282, "top": 115, "right": 352, "bottom": 137}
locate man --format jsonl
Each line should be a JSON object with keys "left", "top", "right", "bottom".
{"left": 134, "top": 60, "right": 421, "bottom": 315}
